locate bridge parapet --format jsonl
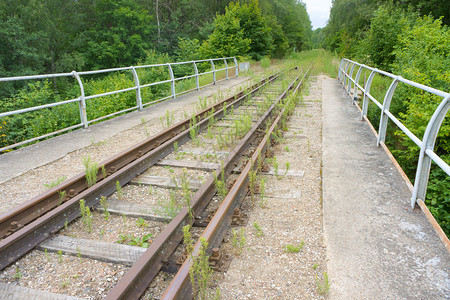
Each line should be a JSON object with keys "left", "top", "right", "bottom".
{"left": 338, "top": 58, "right": 449, "bottom": 213}
{"left": 0, "top": 57, "right": 238, "bottom": 152}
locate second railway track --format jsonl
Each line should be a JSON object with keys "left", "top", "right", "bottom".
{"left": 0, "top": 65, "right": 311, "bottom": 299}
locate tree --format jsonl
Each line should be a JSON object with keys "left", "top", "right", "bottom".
{"left": 200, "top": 9, "right": 251, "bottom": 58}
{"left": 83, "top": 0, "right": 154, "bottom": 69}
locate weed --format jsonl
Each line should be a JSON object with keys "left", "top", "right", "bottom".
{"left": 253, "top": 221, "right": 264, "bottom": 236}
{"left": 249, "top": 169, "right": 257, "bottom": 204}
{"left": 180, "top": 168, "right": 193, "bottom": 222}
{"left": 160, "top": 110, "right": 175, "bottom": 128}
{"left": 136, "top": 217, "right": 148, "bottom": 228}
{"left": 154, "top": 189, "right": 181, "bottom": 218}
{"left": 64, "top": 218, "right": 68, "bottom": 231}
{"left": 312, "top": 263, "right": 319, "bottom": 269}
{"left": 83, "top": 156, "right": 98, "bottom": 187}
{"left": 284, "top": 162, "right": 290, "bottom": 176}
{"left": 117, "top": 233, "right": 153, "bottom": 248}
{"left": 183, "top": 225, "right": 213, "bottom": 300}
{"left": 58, "top": 190, "right": 66, "bottom": 205}
{"left": 129, "top": 233, "right": 153, "bottom": 248}
{"left": 285, "top": 240, "right": 305, "bottom": 253}
{"left": 259, "top": 178, "right": 267, "bottom": 208}
{"left": 76, "top": 247, "right": 82, "bottom": 259}
{"left": 44, "top": 249, "right": 50, "bottom": 261}
{"left": 61, "top": 278, "right": 70, "bottom": 289}
{"left": 189, "top": 116, "right": 200, "bottom": 145}
{"left": 44, "top": 176, "right": 67, "bottom": 189}
{"left": 173, "top": 141, "right": 179, "bottom": 153}
{"left": 13, "top": 267, "right": 22, "bottom": 280}
{"left": 101, "top": 165, "right": 107, "bottom": 179}
{"left": 317, "top": 272, "right": 330, "bottom": 295}
{"left": 148, "top": 185, "right": 153, "bottom": 195}
{"left": 57, "top": 250, "right": 63, "bottom": 263}
{"left": 273, "top": 156, "right": 280, "bottom": 179}
{"left": 116, "top": 181, "right": 124, "bottom": 200}
{"left": 285, "top": 146, "right": 290, "bottom": 152}
{"left": 213, "top": 166, "right": 227, "bottom": 200}
{"left": 79, "top": 199, "right": 93, "bottom": 233}
{"left": 100, "top": 196, "right": 110, "bottom": 220}
{"left": 231, "top": 228, "right": 246, "bottom": 255}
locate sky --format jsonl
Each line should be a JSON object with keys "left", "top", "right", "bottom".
{"left": 303, "top": 0, "right": 332, "bottom": 30}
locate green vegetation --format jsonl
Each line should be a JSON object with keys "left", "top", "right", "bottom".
{"left": 44, "top": 175, "right": 67, "bottom": 189}
{"left": 285, "top": 240, "right": 304, "bottom": 253}
{"left": 317, "top": 271, "right": 330, "bottom": 295}
{"left": 83, "top": 156, "right": 98, "bottom": 187}
{"left": 117, "top": 233, "right": 153, "bottom": 248}
{"left": 253, "top": 221, "right": 264, "bottom": 236}
{"left": 183, "top": 225, "right": 214, "bottom": 300}
{"left": 231, "top": 228, "right": 246, "bottom": 255}
{"left": 99, "top": 195, "right": 110, "bottom": 220}
{"left": 79, "top": 199, "right": 93, "bottom": 233}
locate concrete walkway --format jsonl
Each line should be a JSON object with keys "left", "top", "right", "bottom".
{"left": 322, "top": 76, "right": 449, "bottom": 299}
{"left": 0, "top": 77, "right": 249, "bottom": 184}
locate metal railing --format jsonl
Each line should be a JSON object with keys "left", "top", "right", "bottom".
{"left": 0, "top": 57, "right": 238, "bottom": 152}
{"left": 338, "top": 58, "right": 449, "bottom": 208}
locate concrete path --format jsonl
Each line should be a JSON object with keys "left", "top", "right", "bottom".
{"left": 0, "top": 77, "right": 249, "bottom": 184}
{"left": 322, "top": 76, "right": 449, "bottom": 299}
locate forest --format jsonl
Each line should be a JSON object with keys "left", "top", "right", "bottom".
{"left": 0, "top": 0, "right": 448, "bottom": 234}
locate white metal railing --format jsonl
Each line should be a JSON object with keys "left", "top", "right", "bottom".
{"left": 0, "top": 57, "right": 239, "bottom": 152}
{"left": 338, "top": 58, "right": 449, "bottom": 208}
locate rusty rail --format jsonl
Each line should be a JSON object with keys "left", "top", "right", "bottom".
{"left": 105, "top": 67, "right": 308, "bottom": 299}
{"left": 0, "top": 70, "right": 291, "bottom": 270}
{"left": 161, "top": 64, "right": 311, "bottom": 299}
{"left": 0, "top": 71, "right": 285, "bottom": 241}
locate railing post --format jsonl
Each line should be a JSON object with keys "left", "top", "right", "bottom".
{"left": 377, "top": 77, "right": 400, "bottom": 146}
{"left": 210, "top": 59, "right": 216, "bottom": 84}
{"left": 338, "top": 59, "right": 344, "bottom": 81}
{"left": 411, "top": 96, "right": 450, "bottom": 207}
{"left": 130, "top": 66, "right": 142, "bottom": 111}
{"left": 343, "top": 60, "right": 350, "bottom": 88}
{"left": 224, "top": 58, "right": 228, "bottom": 80}
{"left": 361, "top": 70, "right": 376, "bottom": 120}
{"left": 167, "top": 63, "right": 176, "bottom": 99}
{"left": 72, "top": 71, "right": 88, "bottom": 128}
{"left": 193, "top": 62, "right": 200, "bottom": 91}
{"left": 347, "top": 63, "right": 356, "bottom": 96}
{"left": 353, "top": 66, "right": 363, "bottom": 105}
{"left": 234, "top": 57, "right": 239, "bottom": 77}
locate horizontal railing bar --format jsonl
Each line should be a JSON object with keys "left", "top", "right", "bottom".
{"left": 0, "top": 73, "right": 73, "bottom": 82}
{"left": 140, "top": 79, "right": 172, "bottom": 88}
{"left": 173, "top": 74, "right": 197, "bottom": 81}
{"left": 0, "top": 98, "right": 81, "bottom": 118}
{"left": 340, "top": 61, "right": 449, "bottom": 98}
{"left": 367, "top": 94, "right": 383, "bottom": 110}
{"left": 425, "top": 149, "right": 450, "bottom": 176}
{"left": 383, "top": 110, "right": 422, "bottom": 147}
{"left": 84, "top": 86, "right": 137, "bottom": 100}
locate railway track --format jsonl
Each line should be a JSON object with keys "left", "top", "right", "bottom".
{"left": 0, "top": 65, "right": 310, "bottom": 299}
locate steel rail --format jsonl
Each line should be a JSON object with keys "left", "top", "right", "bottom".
{"left": 0, "top": 70, "right": 291, "bottom": 270}
{"left": 0, "top": 71, "right": 282, "bottom": 241}
{"left": 105, "top": 67, "right": 305, "bottom": 300}
{"left": 161, "top": 65, "right": 310, "bottom": 299}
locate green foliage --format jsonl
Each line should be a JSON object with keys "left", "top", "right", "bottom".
{"left": 361, "top": 4, "right": 416, "bottom": 71}
{"left": 83, "top": 0, "right": 154, "bottom": 69}
{"left": 390, "top": 15, "right": 449, "bottom": 234}
{"left": 200, "top": 6, "right": 251, "bottom": 58}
